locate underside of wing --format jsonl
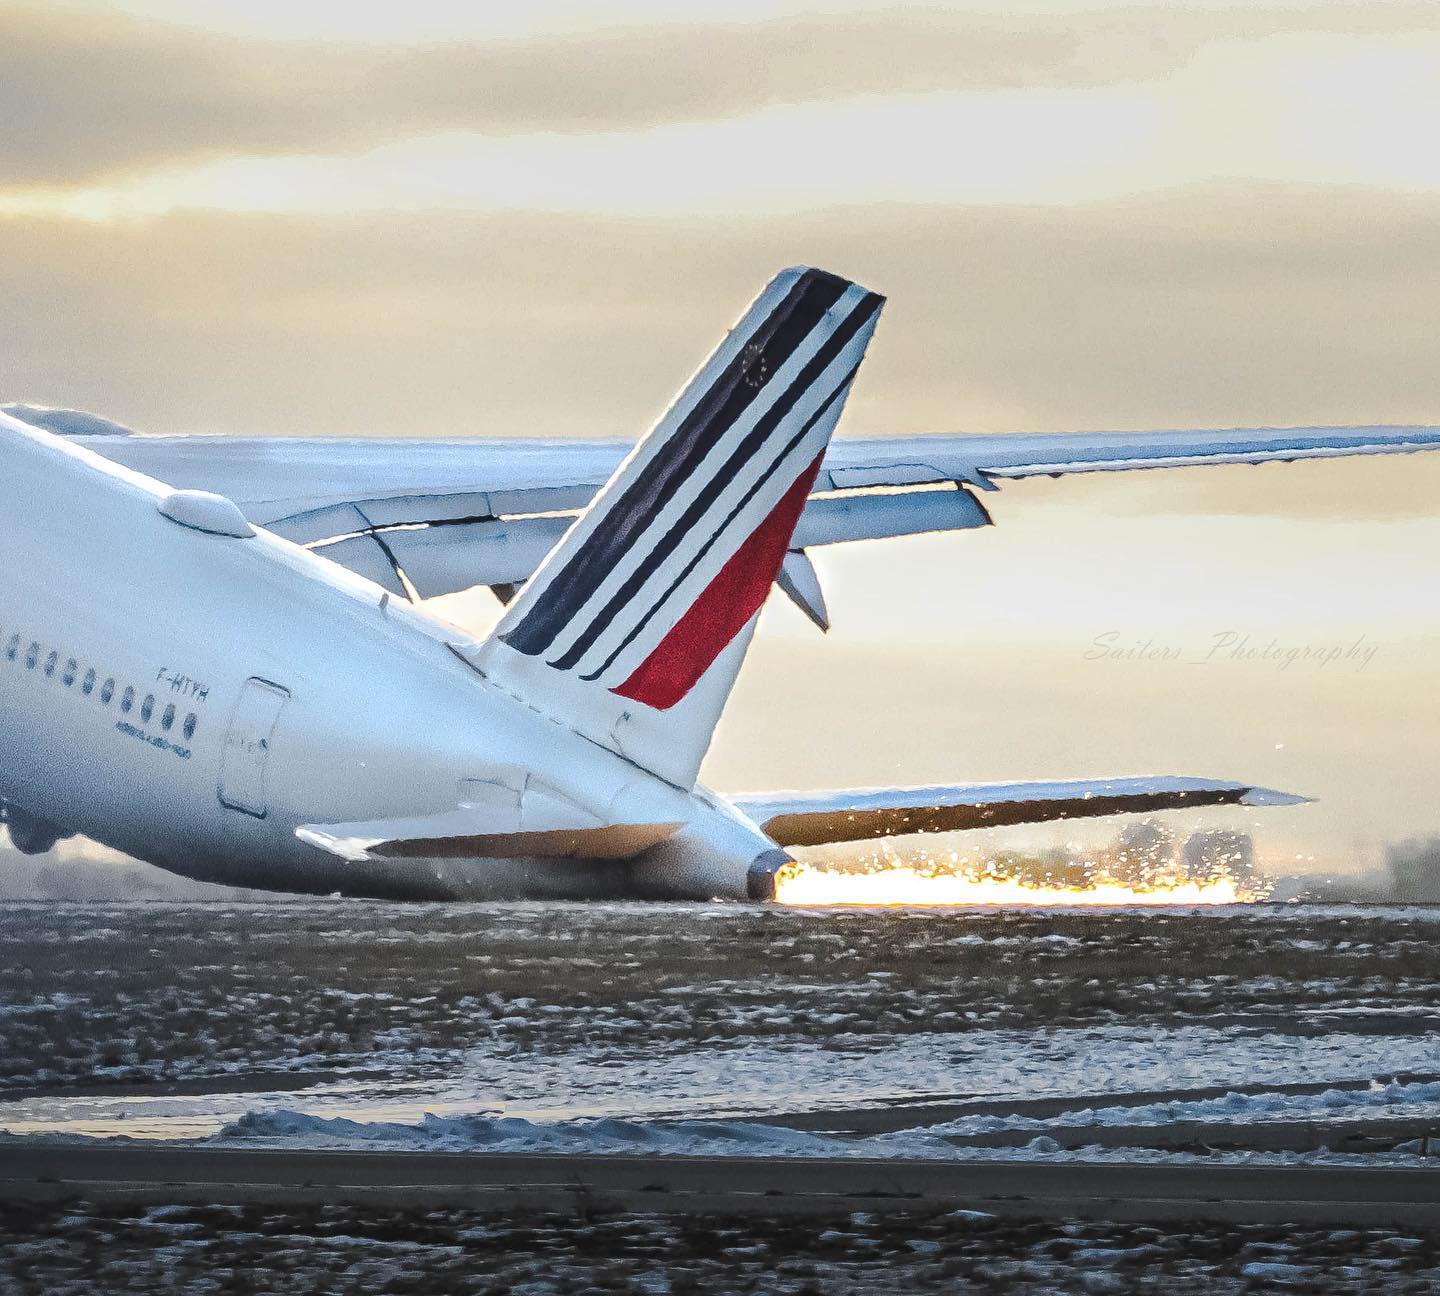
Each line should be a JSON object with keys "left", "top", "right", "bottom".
{"left": 297, "top": 807, "right": 681, "bottom": 863}
{"left": 23, "top": 401, "right": 1440, "bottom": 610}
{"left": 820, "top": 425, "right": 1440, "bottom": 485}
{"left": 734, "top": 776, "right": 1310, "bottom": 849}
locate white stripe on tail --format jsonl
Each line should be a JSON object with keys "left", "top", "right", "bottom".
{"left": 465, "top": 266, "right": 884, "bottom": 787}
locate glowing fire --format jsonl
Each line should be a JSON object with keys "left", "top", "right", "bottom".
{"left": 774, "top": 862, "right": 1267, "bottom": 907}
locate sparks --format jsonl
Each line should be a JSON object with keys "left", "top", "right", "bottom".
{"left": 774, "top": 862, "right": 1268, "bottom": 907}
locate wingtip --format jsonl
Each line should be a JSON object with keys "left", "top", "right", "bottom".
{"left": 1239, "top": 785, "right": 1315, "bottom": 807}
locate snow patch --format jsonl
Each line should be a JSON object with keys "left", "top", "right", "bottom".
{"left": 926, "top": 1079, "right": 1440, "bottom": 1137}
{"left": 214, "top": 1107, "right": 1440, "bottom": 1168}
{"left": 218, "top": 1109, "right": 898, "bottom": 1158}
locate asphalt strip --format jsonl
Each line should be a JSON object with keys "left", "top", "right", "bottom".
{"left": 5, "top": 1144, "right": 1440, "bottom": 1226}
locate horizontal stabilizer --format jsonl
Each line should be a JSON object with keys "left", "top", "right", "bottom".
{"left": 734, "top": 776, "right": 1309, "bottom": 849}
{"left": 298, "top": 803, "right": 681, "bottom": 863}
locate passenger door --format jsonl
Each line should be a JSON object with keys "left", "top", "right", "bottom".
{"left": 219, "top": 678, "right": 290, "bottom": 818}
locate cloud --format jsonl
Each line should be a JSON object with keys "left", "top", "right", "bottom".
{"left": 67, "top": 0, "right": 1440, "bottom": 43}
{"left": 6, "top": 4, "right": 1440, "bottom": 187}
{"left": 1075, "top": 455, "right": 1440, "bottom": 521}
{"left": 3, "top": 184, "right": 1440, "bottom": 467}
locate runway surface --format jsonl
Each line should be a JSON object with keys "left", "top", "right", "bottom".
{"left": 5, "top": 898, "right": 1440, "bottom": 1291}
{"left": 9, "top": 1196, "right": 1440, "bottom": 1294}
{"left": 8, "top": 1142, "right": 1440, "bottom": 1227}
{"left": 6, "top": 899, "right": 1440, "bottom": 1139}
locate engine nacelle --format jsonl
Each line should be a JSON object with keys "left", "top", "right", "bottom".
{"left": 2, "top": 804, "right": 69, "bottom": 856}
{"left": 628, "top": 796, "right": 794, "bottom": 901}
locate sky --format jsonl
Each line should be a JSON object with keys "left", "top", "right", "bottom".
{"left": 4, "top": 0, "right": 1440, "bottom": 875}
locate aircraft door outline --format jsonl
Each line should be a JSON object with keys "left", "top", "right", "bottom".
{"left": 219, "top": 678, "right": 290, "bottom": 818}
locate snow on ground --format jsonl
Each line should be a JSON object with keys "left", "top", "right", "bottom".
{"left": 447, "top": 1023, "right": 1440, "bottom": 1122}
{"left": 7, "top": 900, "right": 1440, "bottom": 1173}
{"left": 10, "top": 899, "right": 1440, "bottom": 1293}
{"left": 8, "top": 901, "right": 1440, "bottom": 1098}
{"left": 199, "top": 1106, "right": 1440, "bottom": 1168}
{"left": 19, "top": 1074, "right": 1440, "bottom": 1168}
{"left": 926, "top": 1078, "right": 1440, "bottom": 1136}
{"left": 5, "top": 1023, "right": 1440, "bottom": 1140}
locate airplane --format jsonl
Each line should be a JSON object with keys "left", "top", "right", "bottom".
{"left": 3, "top": 265, "right": 1439, "bottom": 901}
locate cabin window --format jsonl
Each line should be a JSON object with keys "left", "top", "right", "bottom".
{"left": 26, "top": 643, "right": 38, "bottom": 669}
{"left": 82, "top": 669, "right": 95, "bottom": 695}
{"left": 5, "top": 635, "right": 17, "bottom": 662}
{"left": 43, "top": 651, "right": 57, "bottom": 678}
{"left": 161, "top": 703, "right": 175, "bottom": 731}
{"left": 140, "top": 694, "right": 154, "bottom": 723}
{"left": 63, "top": 659, "right": 77, "bottom": 687}
{"left": 101, "top": 678, "right": 114, "bottom": 705}
{"left": 120, "top": 686, "right": 134, "bottom": 714}
{"left": 183, "top": 713, "right": 197, "bottom": 741}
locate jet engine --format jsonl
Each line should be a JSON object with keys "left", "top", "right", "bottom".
{"left": 1, "top": 803, "right": 70, "bottom": 855}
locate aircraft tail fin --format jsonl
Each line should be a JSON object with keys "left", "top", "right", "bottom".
{"left": 465, "top": 266, "right": 884, "bottom": 787}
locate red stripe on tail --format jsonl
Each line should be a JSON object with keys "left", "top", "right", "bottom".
{"left": 612, "top": 455, "right": 825, "bottom": 710}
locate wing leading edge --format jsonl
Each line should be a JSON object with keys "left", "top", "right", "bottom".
{"left": 25, "top": 414, "right": 1440, "bottom": 604}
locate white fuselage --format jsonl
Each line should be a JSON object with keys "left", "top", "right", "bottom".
{"left": 0, "top": 417, "right": 769, "bottom": 900}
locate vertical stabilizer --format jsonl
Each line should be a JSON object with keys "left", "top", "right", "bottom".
{"left": 465, "top": 267, "right": 884, "bottom": 787}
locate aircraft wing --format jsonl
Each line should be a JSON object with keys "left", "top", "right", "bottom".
{"left": 733, "top": 776, "right": 1310, "bottom": 849}
{"left": 26, "top": 405, "right": 1440, "bottom": 607}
